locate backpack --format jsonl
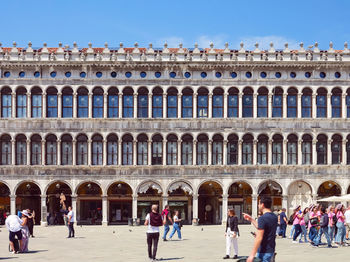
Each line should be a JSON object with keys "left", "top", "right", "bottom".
{"left": 303, "top": 213, "right": 309, "bottom": 224}
{"left": 149, "top": 212, "right": 163, "bottom": 227}
{"left": 288, "top": 213, "right": 295, "bottom": 225}
{"left": 333, "top": 213, "right": 338, "bottom": 225}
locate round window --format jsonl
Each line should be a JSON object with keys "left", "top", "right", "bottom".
{"left": 50, "top": 71, "right": 57, "bottom": 78}
{"left": 184, "top": 72, "right": 191, "bottom": 78}
{"left": 275, "top": 72, "right": 281, "bottom": 78}
{"left": 96, "top": 72, "right": 103, "bottom": 78}
{"left": 140, "top": 72, "right": 147, "bottom": 78}
{"left": 201, "top": 72, "right": 207, "bottom": 78}
{"left": 335, "top": 72, "right": 341, "bottom": 78}
{"left": 305, "top": 72, "right": 311, "bottom": 78}
{"left": 34, "top": 71, "right": 40, "bottom": 78}
{"left": 231, "top": 72, "right": 237, "bottom": 78}
{"left": 169, "top": 72, "right": 176, "bottom": 78}
{"left": 290, "top": 72, "right": 296, "bottom": 78}
{"left": 125, "top": 72, "right": 132, "bottom": 78}
{"left": 111, "top": 71, "right": 117, "bottom": 78}
{"left": 215, "top": 72, "right": 222, "bottom": 78}
{"left": 80, "top": 72, "right": 86, "bottom": 78}
{"left": 4, "top": 71, "right": 10, "bottom": 78}
{"left": 155, "top": 72, "right": 161, "bottom": 78}
{"left": 260, "top": 72, "right": 267, "bottom": 78}
{"left": 245, "top": 72, "right": 252, "bottom": 78}
{"left": 19, "top": 71, "right": 25, "bottom": 78}
{"left": 65, "top": 72, "right": 71, "bottom": 78}
{"left": 320, "top": 72, "right": 326, "bottom": 78}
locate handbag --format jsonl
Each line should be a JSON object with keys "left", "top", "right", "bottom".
{"left": 310, "top": 217, "right": 318, "bottom": 226}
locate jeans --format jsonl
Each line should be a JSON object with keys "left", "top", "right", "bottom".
{"left": 68, "top": 222, "right": 75, "bottom": 237}
{"left": 299, "top": 225, "right": 308, "bottom": 242}
{"left": 169, "top": 223, "right": 182, "bottom": 239}
{"left": 328, "top": 226, "right": 335, "bottom": 242}
{"left": 289, "top": 225, "right": 295, "bottom": 238}
{"left": 257, "top": 252, "right": 274, "bottom": 262}
{"left": 335, "top": 222, "right": 346, "bottom": 243}
{"left": 163, "top": 224, "right": 170, "bottom": 240}
{"left": 314, "top": 227, "right": 331, "bottom": 246}
{"left": 309, "top": 226, "right": 317, "bottom": 242}
{"left": 279, "top": 224, "right": 287, "bottom": 238}
{"left": 293, "top": 224, "right": 302, "bottom": 241}
{"left": 146, "top": 232, "right": 159, "bottom": 259}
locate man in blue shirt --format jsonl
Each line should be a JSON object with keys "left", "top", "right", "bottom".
{"left": 279, "top": 208, "right": 287, "bottom": 238}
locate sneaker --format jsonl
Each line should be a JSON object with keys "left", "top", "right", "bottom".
{"left": 223, "top": 255, "right": 230, "bottom": 259}
{"left": 327, "top": 245, "right": 333, "bottom": 248}
{"left": 163, "top": 238, "right": 167, "bottom": 241}
{"left": 233, "top": 255, "right": 238, "bottom": 259}
{"left": 299, "top": 240, "right": 304, "bottom": 243}
{"left": 292, "top": 240, "right": 298, "bottom": 243}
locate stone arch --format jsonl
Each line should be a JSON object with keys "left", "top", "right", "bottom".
{"left": 166, "top": 180, "right": 194, "bottom": 195}
{"left": 317, "top": 180, "right": 342, "bottom": 198}
{"left": 136, "top": 180, "right": 163, "bottom": 196}
{"left": 287, "top": 180, "right": 313, "bottom": 212}
{"left": 75, "top": 180, "right": 103, "bottom": 195}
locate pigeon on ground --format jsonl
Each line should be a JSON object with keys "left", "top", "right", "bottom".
{"left": 201, "top": 228, "right": 203, "bottom": 231}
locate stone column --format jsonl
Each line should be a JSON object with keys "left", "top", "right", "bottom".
{"left": 88, "top": 93, "right": 93, "bottom": 118}
{"left": 56, "top": 139, "right": 61, "bottom": 165}
{"left": 26, "top": 139, "right": 30, "bottom": 165}
{"left": 238, "top": 139, "right": 242, "bottom": 165}
{"left": 103, "top": 139, "right": 107, "bottom": 166}
{"left": 252, "top": 194, "right": 258, "bottom": 219}
{"left": 162, "top": 93, "right": 167, "bottom": 118}
{"left": 342, "top": 140, "right": 347, "bottom": 165}
{"left": 72, "top": 139, "right": 77, "bottom": 166}
{"left": 118, "top": 93, "right": 123, "bottom": 118}
{"left": 298, "top": 140, "right": 302, "bottom": 165}
{"left": 102, "top": 195, "right": 108, "bottom": 226}
{"left": 238, "top": 93, "right": 243, "bottom": 118}
{"left": 342, "top": 93, "right": 347, "bottom": 119}
{"left": 283, "top": 93, "right": 287, "bottom": 118}
{"left": 327, "top": 93, "right": 331, "bottom": 118}
{"left": 177, "top": 140, "right": 182, "bottom": 165}
{"left": 41, "top": 140, "right": 46, "bottom": 165}
{"left": 133, "top": 141, "right": 137, "bottom": 166}
{"left": 193, "top": 93, "right": 197, "bottom": 118}
{"left": 57, "top": 93, "right": 62, "bottom": 118}
{"left": 327, "top": 139, "right": 332, "bottom": 165}
{"left": 42, "top": 92, "right": 47, "bottom": 118}
{"left": 11, "top": 139, "right": 16, "bottom": 165}
{"left": 253, "top": 93, "right": 257, "bottom": 118}
{"left": 177, "top": 93, "right": 182, "bottom": 118}
{"left": 87, "top": 139, "right": 92, "bottom": 166}
{"left": 162, "top": 140, "right": 167, "bottom": 165}
{"left": 132, "top": 195, "right": 138, "bottom": 224}
{"left": 118, "top": 140, "right": 122, "bottom": 165}
{"left": 223, "top": 140, "right": 228, "bottom": 165}
{"left": 192, "top": 194, "right": 199, "bottom": 225}
{"left": 148, "top": 140, "right": 152, "bottom": 165}
{"left": 268, "top": 140, "right": 272, "bottom": 165}
{"left": 12, "top": 92, "right": 16, "bottom": 118}
{"left": 10, "top": 195, "right": 16, "bottom": 215}
{"left": 208, "top": 93, "right": 213, "bottom": 118}
{"left": 41, "top": 195, "right": 47, "bottom": 226}
{"left": 282, "top": 195, "right": 288, "bottom": 211}
{"left": 208, "top": 140, "right": 212, "bottom": 165}
{"left": 283, "top": 140, "right": 287, "bottom": 165}
{"left": 162, "top": 195, "right": 168, "bottom": 210}
{"left": 268, "top": 93, "right": 273, "bottom": 118}
{"left": 312, "top": 194, "right": 317, "bottom": 202}
{"left": 223, "top": 92, "right": 228, "bottom": 118}
{"left": 73, "top": 92, "right": 77, "bottom": 118}
{"left": 133, "top": 94, "right": 137, "bottom": 118}
{"left": 103, "top": 93, "right": 108, "bottom": 118}
{"left": 27, "top": 92, "right": 31, "bottom": 118}
{"left": 71, "top": 196, "right": 77, "bottom": 223}
{"left": 312, "top": 94, "right": 317, "bottom": 118}
{"left": 193, "top": 140, "right": 197, "bottom": 165}
{"left": 222, "top": 194, "right": 228, "bottom": 225}
{"left": 253, "top": 140, "right": 257, "bottom": 165}
{"left": 312, "top": 139, "right": 317, "bottom": 165}
{"left": 297, "top": 93, "right": 302, "bottom": 118}
{"left": 148, "top": 93, "right": 152, "bottom": 118}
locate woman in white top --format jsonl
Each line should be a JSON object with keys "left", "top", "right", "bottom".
{"left": 169, "top": 210, "right": 182, "bottom": 240}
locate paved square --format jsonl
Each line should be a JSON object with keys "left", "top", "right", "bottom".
{"left": 0, "top": 225, "right": 349, "bottom": 261}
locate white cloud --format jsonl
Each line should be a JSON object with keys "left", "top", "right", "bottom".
{"left": 235, "top": 36, "right": 300, "bottom": 50}
{"left": 195, "top": 34, "right": 228, "bottom": 48}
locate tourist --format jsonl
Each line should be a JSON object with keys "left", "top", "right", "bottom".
{"left": 344, "top": 206, "right": 350, "bottom": 240}
{"left": 169, "top": 210, "right": 182, "bottom": 240}
{"left": 292, "top": 206, "right": 302, "bottom": 243}
{"left": 335, "top": 204, "right": 346, "bottom": 246}
{"left": 298, "top": 207, "right": 308, "bottom": 243}
{"left": 5, "top": 214, "right": 23, "bottom": 254}
{"left": 161, "top": 205, "right": 173, "bottom": 241}
{"left": 328, "top": 206, "right": 336, "bottom": 243}
{"left": 278, "top": 208, "right": 287, "bottom": 238}
{"left": 243, "top": 196, "right": 278, "bottom": 262}
{"left": 223, "top": 209, "right": 239, "bottom": 259}
{"left": 144, "top": 204, "right": 164, "bottom": 261}
{"left": 20, "top": 209, "right": 30, "bottom": 252}
{"left": 26, "top": 209, "right": 35, "bottom": 237}
{"left": 288, "top": 207, "right": 298, "bottom": 239}
{"left": 67, "top": 206, "right": 75, "bottom": 238}
{"left": 312, "top": 206, "right": 332, "bottom": 248}
{"left": 308, "top": 205, "right": 318, "bottom": 242}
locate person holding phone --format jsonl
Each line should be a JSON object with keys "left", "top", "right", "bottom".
{"left": 223, "top": 209, "right": 239, "bottom": 259}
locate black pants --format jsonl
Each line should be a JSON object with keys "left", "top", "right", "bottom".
{"left": 146, "top": 232, "right": 159, "bottom": 259}
{"left": 68, "top": 222, "right": 75, "bottom": 237}
{"left": 293, "top": 224, "right": 302, "bottom": 241}
{"left": 28, "top": 219, "right": 34, "bottom": 236}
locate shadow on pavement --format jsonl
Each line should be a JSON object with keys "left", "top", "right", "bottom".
{"left": 158, "top": 258, "right": 184, "bottom": 261}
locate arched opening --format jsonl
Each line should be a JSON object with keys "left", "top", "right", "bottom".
{"left": 287, "top": 134, "right": 298, "bottom": 165}
{"left": 331, "top": 88, "right": 342, "bottom": 118}
{"left": 77, "top": 87, "right": 89, "bottom": 118}
{"left": 166, "top": 134, "right": 178, "bottom": 165}
{"left": 287, "top": 87, "right": 297, "bottom": 118}
{"left": 331, "top": 134, "right": 342, "bottom": 164}
{"left": 316, "top": 134, "right": 328, "bottom": 165}
{"left": 107, "top": 182, "right": 132, "bottom": 225}
{"left": 122, "top": 87, "right": 134, "bottom": 118}
{"left": 46, "top": 86, "right": 58, "bottom": 118}
{"left": 92, "top": 87, "right": 104, "bottom": 118}
{"left": 0, "top": 134, "right": 12, "bottom": 165}
{"left": 16, "top": 87, "right": 27, "bottom": 118}
{"left": 62, "top": 86, "right": 73, "bottom": 118}
{"left": 30, "top": 134, "right": 42, "bottom": 165}
{"left": 107, "top": 134, "right": 118, "bottom": 165}
{"left": 227, "top": 87, "right": 239, "bottom": 118}
{"left": 1, "top": 86, "right": 12, "bottom": 118}
{"left": 137, "top": 182, "right": 163, "bottom": 223}
{"left": 227, "top": 134, "right": 238, "bottom": 165}
{"left": 272, "top": 134, "right": 283, "bottom": 165}
{"left": 198, "top": 181, "right": 223, "bottom": 225}
{"left": 92, "top": 134, "right": 103, "bottom": 165}
{"left": 302, "top": 134, "right": 313, "bottom": 165}
{"left": 122, "top": 134, "right": 133, "bottom": 165}
{"left": 0, "top": 182, "right": 10, "bottom": 224}
{"left": 197, "top": 134, "right": 208, "bottom": 165}
{"left": 212, "top": 134, "right": 223, "bottom": 165}
{"left": 288, "top": 181, "right": 312, "bottom": 215}
{"left": 257, "top": 87, "right": 268, "bottom": 118}
{"left": 301, "top": 88, "right": 312, "bottom": 118}
{"left": 107, "top": 87, "right": 119, "bottom": 118}
{"left": 242, "top": 134, "right": 253, "bottom": 165}
{"left": 167, "top": 87, "right": 178, "bottom": 118}
{"left": 242, "top": 87, "right": 253, "bottom": 118}
{"left": 46, "top": 182, "right": 72, "bottom": 225}
{"left": 197, "top": 87, "right": 209, "bottom": 118}
{"left": 168, "top": 181, "right": 193, "bottom": 224}
{"left": 16, "top": 182, "right": 41, "bottom": 225}
{"left": 31, "top": 86, "right": 42, "bottom": 118}
{"left": 182, "top": 87, "right": 193, "bottom": 118}
{"left": 137, "top": 134, "right": 148, "bottom": 165}
{"left": 316, "top": 88, "right": 327, "bottom": 118}
{"left": 152, "top": 134, "right": 163, "bottom": 165}
{"left": 76, "top": 182, "right": 102, "bottom": 225}
{"left": 227, "top": 181, "right": 253, "bottom": 223}
{"left": 272, "top": 87, "right": 283, "bottom": 118}
{"left": 212, "top": 87, "right": 224, "bottom": 118}
{"left": 137, "top": 87, "right": 149, "bottom": 118}
{"left": 317, "top": 181, "right": 341, "bottom": 207}
{"left": 152, "top": 87, "right": 163, "bottom": 118}
{"left": 61, "top": 134, "right": 73, "bottom": 165}
{"left": 258, "top": 181, "right": 282, "bottom": 212}
{"left": 257, "top": 134, "right": 268, "bottom": 165}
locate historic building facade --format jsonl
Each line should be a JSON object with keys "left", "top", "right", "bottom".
{"left": 0, "top": 41, "right": 350, "bottom": 226}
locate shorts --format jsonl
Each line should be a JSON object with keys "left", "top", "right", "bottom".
{"left": 346, "top": 223, "right": 350, "bottom": 231}
{"left": 9, "top": 230, "right": 22, "bottom": 242}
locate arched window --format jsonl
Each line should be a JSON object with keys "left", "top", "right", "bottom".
{"left": 152, "top": 134, "right": 163, "bottom": 165}
{"left": 122, "top": 87, "right": 134, "bottom": 118}
{"left": 31, "top": 134, "right": 42, "bottom": 165}
{"left": 227, "top": 87, "right": 238, "bottom": 118}
{"left": 302, "top": 134, "right": 312, "bottom": 165}
{"left": 257, "top": 134, "right": 268, "bottom": 164}
{"left": 62, "top": 87, "right": 73, "bottom": 118}
{"left": 92, "top": 87, "right": 104, "bottom": 118}
{"left": 316, "top": 134, "right": 327, "bottom": 165}
{"left": 301, "top": 88, "right": 312, "bottom": 118}
{"left": 287, "top": 134, "right": 297, "bottom": 165}
{"left": 16, "top": 87, "right": 27, "bottom": 118}
{"left": 137, "top": 134, "right": 148, "bottom": 165}
{"left": 137, "top": 87, "right": 148, "bottom": 118}
{"left": 46, "top": 87, "right": 58, "bottom": 118}
{"left": 122, "top": 134, "right": 133, "bottom": 165}
{"left": 1, "top": 87, "right": 12, "bottom": 118}
{"left": 107, "top": 134, "right": 118, "bottom": 165}
{"left": 31, "top": 87, "right": 42, "bottom": 118}
{"left": 242, "top": 134, "right": 253, "bottom": 165}
{"left": 227, "top": 134, "right": 238, "bottom": 165}
{"left": 272, "top": 87, "right": 283, "bottom": 117}
{"left": 212, "top": 134, "right": 223, "bottom": 165}
{"left": 331, "top": 135, "right": 342, "bottom": 164}
{"left": 182, "top": 88, "right": 193, "bottom": 118}
{"left": 0, "top": 134, "right": 11, "bottom": 165}
{"left": 16, "top": 135, "right": 27, "bottom": 165}
{"left": 61, "top": 134, "right": 72, "bottom": 165}
{"left": 316, "top": 88, "right": 327, "bottom": 118}
{"left": 197, "top": 87, "right": 208, "bottom": 118}
{"left": 46, "top": 134, "right": 57, "bottom": 165}
{"left": 212, "top": 88, "right": 223, "bottom": 118}
{"left": 197, "top": 134, "right": 208, "bottom": 165}
{"left": 287, "top": 88, "right": 297, "bottom": 118}
{"left": 167, "top": 134, "right": 177, "bottom": 165}
{"left": 107, "top": 87, "right": 119, "bottom": 118}
{"left": 181, "top": 134, "right": 193, "bottom": 165}
{"left": 77, "top": 87, "right": 88, "bottom": 118}
{"left": 242, "top": 87, "right": 253, "bottom": 118}
{"left": 331, "top": 88, "right": 342, "bottom": 118}
{"left": 76, "top": 134, "right": 88, "bottom": 165}
{"left": 92, "top": 134, "right": 103, "bottom": 165}
{"left": 257, "top": 87, "right": 268, "bottom": 118}
{"left": 152, "top": 87, "right": 163, "bottom": 118}
{"left": 167, "top": 87, "right": 178, "bottom": 118}
{"left": 272, "top": 134, "right": 283, "bottom": 165}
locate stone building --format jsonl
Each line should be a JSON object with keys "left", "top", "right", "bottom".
{"left": 0, "top": 41, "right": 349, "bottom": 226}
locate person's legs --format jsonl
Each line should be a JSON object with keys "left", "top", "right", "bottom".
{"left": 257, "top": 252, "right": 274, "bottom": 262}
{"left": 169, "top": 225, "right": 176, "bottom": 239}
{"left": 341, "top": 224, "right": 346, "bottom": 243}
{"left": 71, "top": 223, "right": 75, "bottom": 237}
{"left": 152, "top": 233, "right": 159, "bottom": 259}
{"left": 146, "top": 233, "right": 153, "bottom": 259}
{"left": 322, "top": 228, "right": 331, "bottom": 246}
{"left": 335, "top": 222, "right": 342, "bottom": 243}
{"left": 163, "top": 224, "right": 169, "bottom": 240}
{"left": 175, "top": 224, "right": 182, "bottom": 239}
{"left": 9, "top": 232, "right": 15, "bottom": 252}
{"left": 293, "top": 224, "right": 302, "bottom": 241}
{"left": 289, "top": 225, "right": 295, "bottom": 238}
{"left": 232, "top": 237, "right": 238, "bottom": 256}
{"left": 225, "top": 235, "right": 232, "bottom": 256}
{"left": 328, "top": 226, "right": 334, "bottom": 242}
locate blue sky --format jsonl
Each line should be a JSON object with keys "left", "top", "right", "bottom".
{"left": 1, "top": 0, "right": 350, "bottom": 50}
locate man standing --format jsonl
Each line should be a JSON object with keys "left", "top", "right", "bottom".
{"left": 344, "top": 206, "right": 350, "bottom": 240}
{"left": 312, "top": 207, "right": 332, "bottom": 247}
{"left": 161, "top": 205, "right": 173, "bottom": 241}
{"left": 5, "top": 214, "right": 23, "bottom": 253}
{"left": 243, "top": 196, "right": 278, "bottom": 262}
{"left": 67, "top": 206, "right": 75, "bottom": 238}
{"left": 279, "top": 208, "right": 288, "bottom": 238}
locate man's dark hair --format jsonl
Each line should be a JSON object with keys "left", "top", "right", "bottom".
{"left": 165, "top": 205, "right": 169, "bottom": 209}
{"left": 260, "top": 196, "right": 272, "bottom": 209}
{"left": 321, "top": 207, "right": 326, "bottom": 213}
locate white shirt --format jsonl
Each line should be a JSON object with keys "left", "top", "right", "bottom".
{"left": 173, "top": 215, "right": 179, "bottom": 223}
{"left": 5, "top": 215, "right": 22, "bottom": 232}
{"left": 344, "top": 210, "right": 350, "bottom": 223}
{"left": 68, "top": 210, "right": 75, "bottom": 223}
{"left": 145, "top": 213, "right": 160, "bottom": 233}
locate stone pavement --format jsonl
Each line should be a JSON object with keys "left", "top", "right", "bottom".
{"left": 0, "top": 224, "right": 349, "bottom": 261}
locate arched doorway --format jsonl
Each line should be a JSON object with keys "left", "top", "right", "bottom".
{"left": 16, "top": 182, "right": 41, "bottom": 225}
{"left": 107, "top": 182, "right": 132, "bottom": 225}
{"left": 0, "top": 182, "right": 10, "bottom": 224}
{"left": 198, "top": 181, "right": 223, "bottom": 225}
{"left": 46, "top": 182, "right": 72, "bottom": 225}
{"left": 168, "top": 181, "right": 193, "bottom": 225}
{"left": 317, "top": 181, "right": 341, "bottom": 207}
{"left": 288, "top": 181, "right": 312, "bottom": 215}
{"left": 258, "top": 181, "right": 282, "bottom": 212}
{"left": 227, "top": 181, "right": 253, "bottom": 223}
{"left": 137, "top": 181, "right": 162, "bottom": 223}
{"left": 77, "top": 182, "right": 102, "bottom": 225}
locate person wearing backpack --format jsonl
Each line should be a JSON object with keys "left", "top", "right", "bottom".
{"left": 144, "top": 204, "right": 165, "bottom": 261}
{"left": 328, "top": 206, "right": 336, "bottom": 243}
{"left": 298, "top": 207, "right": 309, "bottom": 243}
{"left": 312, "top": 207, "right": 332, "bottom": 248}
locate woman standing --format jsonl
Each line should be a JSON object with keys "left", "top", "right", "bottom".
{"left": 20, "top": 210, "right": 30, "bottom": 252}
{"left": 328, "top": 206, "right": 335, "bottom": 243}
{"left": 298, "top": 208, "right": 308, "bottom": 243}
{"left": 223, "top": 209, "right": 239, "bottom": 259}
{"left": 335, "top": 204, "right": 346, "bottom": 246}
{"left": 26, "top": 209, "right": 35, "bottom": 238}
{"left": 169, "top": 210, "right": 182, "bottom": 240}
{"left": 292, "top": 206, "right": 302, "bottom": 243}
{"left": 308, "top": 206, "right": 318, "bottom": 243}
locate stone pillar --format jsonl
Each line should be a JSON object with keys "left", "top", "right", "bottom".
{"left": 11, "top": 139, "right": 16, "bottom": 165}
{"left": 282, "top": 195, "right": 288, "bottom": 211}
{"left": 162, "top": 93, "right": 167, "bottom": 118}
{"left": 148, "top": 140, "right": 152, "bottom": 165}
{"left": 148, "top": 93, "right": 152, "bottom": 118}
{"left": 10, "top": 195, "right": 16, "bottom": 215}
{"left": 283, "top": 140, "right": 287, "bottom": 165}
{"left": 56, "top": 139, "right": 61, "bottom": 165}
{"left": 208, "top": 140, "right": 212, "bottom": 165}
{"left": 312, "top": 94, "right": 317, "bottom": 118}
{"left": 268, "top": 140, "right": 272, "bottom": 165}
{"left": 162, "top": 196, "right": 168, "bottom": 210}
{"left": 87, "top": 139, "right": 92, "bottom": 166}
{"left": 297, "top": 93, "right": 302, "bottom": 118}
{"left": 238, "top": 139, "right": 242, "bottom": 165}
{"left": 252, "top": 194, "right": 258, "bottom": 219}
{"left": 342, "top": 93, "right": 347, "bottom": 119}
{"left": 132, "top": 195, "right": 138, "bottom": 224}
{"left": 102, "top": 195, "right": 108, "bottom": 226}
{"left": 73, "top": 93, "right": 77, "bottom": 118}
{"left": 40, "top": 195, "right": 47, "bottom": 226}
{"left": 327, "top": 139, "right": 332, "bottom": 165}
{"left": 103, "top": 139, "right": 107, "bottom": 166}
{"left": 72, "top": 139, "right": 77, "bottom": 165}
{"left": 103, "top": 93, "right": 108, "bottom": 118}
{"left": 12, "top": 92, "right": 16, "bottom": 118}
{"left": 133, "top": 141, "right": 137, "bottom": 166}
{"left": 283, "top": 93, "right": 287, "bottom": 118}
{"left": 327, "top": 93, "right": 332, "bottom": 118}
{"left": 162, "top": 140, "right": 167, "bottom": 165}
{"left": 88, "top": 93, "right": 93, "bottom": 118}
{"left": 41, "top": 140, "right": 45, "bottom": 165}
{"left": 177, "top": 93, "right": 182, "bottom": 118}
{"left": 208, "top": 93, "right": 213, "bottom": 118}
{"left": 222, "top": 194, "right": 228, "bottom": 225}
{"left": 193, "top": 93, "right": 197, "bottom": 118}
{"left": 118, "top": 93, "right": 123, "bottom": 118}
{"left": 253, "top": 93, "right": 257, "bottom": 118}
{"left": 342, "top": 140, "right": 347, "bottom": 165}
{"left": 42, "top": 92, "right": 47, "bottom": 118}
{"left": 177, "top": 140, "right": 182, "bottom": 165}
{"left": 27, "top": 92, "right": 31, "bottom": 118}
{"left": 312, "top": 194, "right": 317, "bottom": 202}
{"left": 238, "top": 93, "right": 243, "bottom": 118}
{"left": 118, "top": 140, "right": 122, "bottom": 165}
{"left": 71, "top": 196, "right": 77, "bottom": 223}
{"left": 193, "top": 140, "right": 197, "bottom": 165}
{"left": 268, "top": 93, "right": 273, "bottom": 118}
{"left": 298, "top": 140, "right": 302, "bottom": 165}
{"left": 26, "top": 139, "right": 30, "bottom": 165}
{"left": 253, "top": 140, "right": 257, "bottom": 165}
{"left": 312, "top": 139, "right": 317, "bottom": 165}
{"left": 223, "top": 140, "right": 228, "bottom": 165}
{"left": 57, "top": 93, "right": 62, "bottom": 118}
{"left": 133, "top": 94, "right": 137, "bottom": 118}
{"left": 223, "top": 92, "right": 228, "bottom": 118}
{"left": 192, "top": 194, "right": 199, "bottom": 225}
